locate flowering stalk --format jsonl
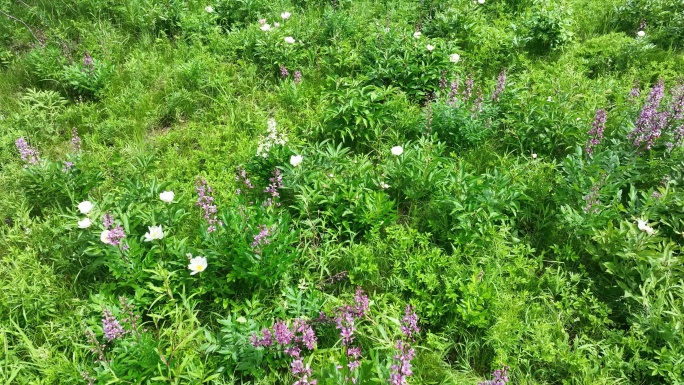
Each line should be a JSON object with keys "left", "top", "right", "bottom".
{"left": 102, "top": 309, "right": 126, "bottom": 342}
{"left": 491, "top": 68, "right": 506, "bottom": 101}
{"left": 585, "top": 109, "right": 606, "bottom": 155}
{"left": 15, "top": 137, "right": 41, "bottom": 166}
{"left": 263, "top": 168, "right": 284, "bottom": 207}
{"left": 389, "top": 305, "right": 419, "bottom": 385}
{"left": 478, "top": 366, "right": 510, "bottom": 385}
{"left": 252, "top": 318, "right": 318, "bottom": 385}
{"left": 628, "top": 80, "right": 667, "bottom": 149}
{"left": 252, "top": 224, "right": 272, "bottom": 252}
{"left": 196, "top": 178, "right": 221, "bottom": 233}
{"left": 71, "top": 127, "right": 82, "bottom": 152}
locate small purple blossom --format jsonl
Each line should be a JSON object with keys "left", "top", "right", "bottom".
{"left": 294, "top": 70, "right": 302, "bottom": 85}
{"left": 252, "top": 224, "right": 272, "bottom": 251}
{"left": 83, "top": 51, "right": 94, "bottom": 73}
{"left": 236, "top": 168, "right": 254, "bottom": 190}
{"left": 471, "top": 88, "right": 484, "bottom": 115}
{"left": 62, "top": 161, "right": 74, "bottom": 173}
{"left": 107, "top": 224, "right": 126, "bottom": 246}
{"left": 628, "top": 82, "right": 641, "bottom": 103}
{"left": 389, "top": 340, "right": 415, "bottom": 385}
{"left": 252, "top": 318, "right": 318, "bottom": 385}
{"left": 491, "top": 68, "right": 506, "bottom": 101}
{"left": 463, "top": 74, "right": 474, "bottom": 100}
{"left": 400, "top": 305, "right": 419, "bottom": 340}
{"left": 447, "top": 79, "right": 460, "bottom": 105}
{"left": 280, "top": 65, "right": 289, "bottom": 78}
{"left": 102, "top": 212, "right": 115, "bottom": 229}
{"left": 585, "top": 109, "right": 606, "bottom": 155}
{"left": 196, "top": 178, "right": 221, "bottom": 233}
{"left": 71, "top": 127, "right": 82, "bottom": 152}
{"left": 264, "top": 168, "right": 284, "bottom": 207}
{"left": 628, "top": 80, "right": 667, "bottom": 149}
{"left": 15, "top": 137, "right": 41, "bottom": 166}
{"left": 478, "top": 366, "right": 510, "bottom": 385}
{"left": 85, "top": 329, "right": 106, "bottom": 363}
{"left": 102, "top": 309, "right": 126, "bottom": 342}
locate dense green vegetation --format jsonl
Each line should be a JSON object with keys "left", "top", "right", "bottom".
{"left": 2, "top": 0, "right": 684, "bottom": 384}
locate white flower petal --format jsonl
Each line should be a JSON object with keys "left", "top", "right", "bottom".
{"left": 78, "top": 201, "right": 94, "bottom": 214}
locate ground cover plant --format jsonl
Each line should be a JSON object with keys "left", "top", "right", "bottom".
{"left": 1, "top": 0, "right": 684, "bottom": 384}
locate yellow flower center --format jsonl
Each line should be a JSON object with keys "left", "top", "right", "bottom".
{"left": 195, "top": 264, "right": 205, "bottom": 271}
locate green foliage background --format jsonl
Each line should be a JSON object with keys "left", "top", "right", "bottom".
{"left": 1, "top": 0, "right": 684, "bottom": 384}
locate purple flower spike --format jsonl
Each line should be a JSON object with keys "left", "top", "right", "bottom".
{"left": 585, "top": 108, "right": 606, "bottom": 155}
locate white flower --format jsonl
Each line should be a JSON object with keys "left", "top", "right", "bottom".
{"left": 547, "top": 96, "right": 553, "bottom": 102}
{"left": 144, "top": 225, "right": 164, "bottom": 242}
{"left": 78, "top": 218, "right": 92, "bottom": 229}
{"left": 478, "top": 0, "right": 485, "bottom": 3}
{"left": 281, "top": 12, "right": 291, "bottom": 19}
{"left": 449, "top": 53, "right": 460, "bottom": 63}
{"left": 100, "top": 230, "right": 111, "bottom": 244}
{"left": 637, "top": 30, "right": 645, "bottom": 37}
{"left": 413, "top": 31, "right": 422, "bottom": 39}
{"left": 260, "top": 23, "right": 271, "bottom": 31}
{"left": 426, "top": 44, "right": 435, "bottom": 51}
{"left": 159, "top": 191, "right": 174, "bottom": 203}
{"left": 637, "top": 219, "right": 655, "bottom": 235}
{"left": 258, "top": 18, "right": 266, "bottom": 25}
{"left": 284, "top": 36, "right": 295, "bottom": 44}
{"left": 205, "top": 5, "right": 213, "bottom": 13}
{"left": 532, "top": 153, "right": 538, "bottom": 159}
{"left": 379, "top": 181, "right": 390, "bottom": 189}
{"left": 78, "top": 201, "right": 94, "bottom": 214}
{"left": 274, "top": 22, "right": 280, "bottom": 28}
{"left": 188, "top": 256, "right": 208, "bottom": 275}
{"left": 391, "top": 146, "right": 404, "bottom": 156}
{"left": 290, "top": 155, "right": 303, "bottom": 167}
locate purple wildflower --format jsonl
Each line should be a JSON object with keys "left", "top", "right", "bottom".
{"left": 389, "top": 340, "right": 415, "bottom": 385}
{"left": 463, "top": 74, "right": 474, "bottom": 100}
{"left": 15, "top": 137, "right": 40, "bottom": 166}
{"left": 196, "top": 178, "right": 221, "bottom": 233}
{"left": 670, "top": 82, "right": 684, "bottom": 120}
{"left": 651, "top": 191, "right": 662, "bottom": 199}
{"left": 674, "top": 124, "right": 684, "bottom": 146}
{"left": 252, "top": 318, "right": 318, "bottom": 385}
{"left": 471, "top": 88, "right": 484, "bottom": 116}
{"left": 107, "top": 225, "right": 126, "bottom": 246}
{"left": 628, "top": 80, "right": 668, "bottom": 149}
{"left": 280, "top": 65, "right": 289, "bottom": 78}
{"left": 83, "top": 51, "right": 94, "bottom": 73}
{"left": 294, "top": 70, "right": 302, "bottom": 85}
{"left": 102, "top": 309, "right": 126, "bottom": 342}
{"left": 439, "top": 71, "right": 448, "bottom": 92}
{"left": 236, "top": 168, "right": 254, "bottom": 190}
{"left": 585, "top": 109, "right": 606, "bottom": 155}
{"left": 447, "top": 79, "right": 460, "bottom": 105}
{"left": 252, "top": 224, "right": 272, "bottom": 251}
{"left": 85, "top": 329, "right": 106, "bottom": 363}
{"left": 400, "top": 305, "right": 419, "bottom": 340}
{"left": 81, "top": 371, "right": 95, "bottom": 385}
{"left": 102, "top": 212, "right": 114, "bottom": 229}
{"left": 264, "top": 168, "right": 284, "bottom": 207}
{"left": 62, "top": 161, "right": 74, "bottom": 173}
{"left": 71, "top": 127, "right": 82, "bottom": 152}
{"left": 491, "top": 68, "right": 506, "bottom": 101}
{"left": 478, "top": 366, "right": 510, "bottom": 385}
{"left": 628, "top": 82, "right": 641, "bottom": 103}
